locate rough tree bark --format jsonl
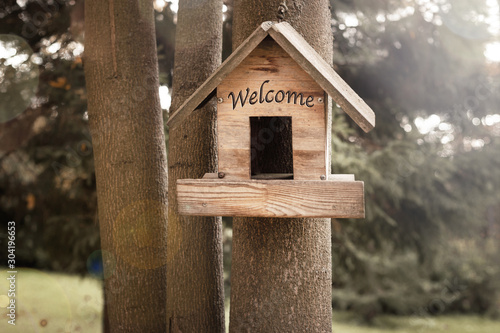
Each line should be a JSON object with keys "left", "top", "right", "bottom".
{"left": 229, "top": 1, "right": 334, "bottom": 332}
{"left": 84, "top": 1, "right": 168, "bottom": 332}
{"left": 166, "top": 0, "right": 225, "bottom": 332}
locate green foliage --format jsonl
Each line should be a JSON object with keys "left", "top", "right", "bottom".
{"left": 329, "top": 0, "right": 500, "bottom": 320}
{"left": 0, "top": 1, "right": 176, "bottom": 274}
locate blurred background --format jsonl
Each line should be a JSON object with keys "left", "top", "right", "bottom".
{"left": 0, "top": 0, "right": 499, "bottom": 331}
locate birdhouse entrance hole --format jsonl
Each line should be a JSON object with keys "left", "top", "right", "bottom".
{"left": 250, "top": 116, "right": 293, "bottom": 180}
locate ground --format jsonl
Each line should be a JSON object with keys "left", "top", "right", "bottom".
{"left": 0, "top": 268, "right": 498, "bottom": 332}
{"left": 0, "top": 268, "right": 103, "bottom": 332}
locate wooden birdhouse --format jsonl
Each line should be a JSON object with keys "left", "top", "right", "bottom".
{"left": 167, "top": 21, "right": 375, "bottom": 218}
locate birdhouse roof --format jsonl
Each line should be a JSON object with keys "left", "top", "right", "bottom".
{"left": 167, "top": 21, "right": 375, "bottom": 132}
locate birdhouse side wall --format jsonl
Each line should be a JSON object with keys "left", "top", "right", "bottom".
{"left": 217, "top": 37, "right": 327, "bottom": 180}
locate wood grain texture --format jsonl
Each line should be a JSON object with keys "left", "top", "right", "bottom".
{"left": 177, "top": 178, "right": 364, "bottom": 218}
{"left": 166, "top": 21, "right": 274, "bottom": 128}
{"left": 217, "top": 38, "right": 327, "bottom": 180}
{"left": 166, "top": 0, "right": 225, "bottom": 331}
{"left": 84, "top": 0, "right": 168, "bottom": 331}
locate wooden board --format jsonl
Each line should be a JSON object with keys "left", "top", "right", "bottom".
{"left": 202, "top": 173, "right": 354, "bottom": 180}
{"left": 217, "top": 38, "right": 327, "bottom": 180}
{"left": 177, "top": 178, "right": 365, "bottom": 218}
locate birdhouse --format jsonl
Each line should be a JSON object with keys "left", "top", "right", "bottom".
{"left": 167, "top": 21, "right": 375, "bottom": 218}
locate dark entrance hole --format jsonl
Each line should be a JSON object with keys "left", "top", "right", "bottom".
{"left": 250, "top": 116, "right": 293, "bottom": 180}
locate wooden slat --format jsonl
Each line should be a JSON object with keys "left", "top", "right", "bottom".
{"left": 166, "top": 21, "right": 275, "bottom": 128}
{"left": 202, "top": 173, "right": 355, "bottom": 181}
{"left": 293, "top": 150, "right": 325, "bottom": 180}
{"left": 202, "top": 173, "right": 219, "bottom": 179}
{"left": 251, "top": 173, "right": 293, "bottom": 180}
{"left": 177, "top": 178, "right": 365, "bottom": 218}
{"left": 219, "top": 148, "right": 250, "bottom": 179}
{"left": 203, "top": 173, "right": 355, "bottom": 182}
{"left": 269, "top": 22, "right": 375, "bottom": 132}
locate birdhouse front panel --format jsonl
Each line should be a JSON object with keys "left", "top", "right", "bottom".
{"left": 217, "top": 37, "right": 327, "bottom": 181}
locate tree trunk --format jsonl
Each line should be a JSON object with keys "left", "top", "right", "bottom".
{"left": 166, "top": 0, "right": 225, "bottom": 332}
{"left": 84, "top": 1, "right": 168, "bottom": 332}
{"left": 229, "top": 1, "right": 334, "bottom": 332}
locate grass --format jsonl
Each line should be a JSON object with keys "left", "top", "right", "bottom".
{"left": 0, "top": 268, "right": 103, "bottom": 332}
{"left": 1, "top": 268, "right": 499, "bottom": 332}
{"left": 332, "top": 311, "right": 500, "bottom": 333}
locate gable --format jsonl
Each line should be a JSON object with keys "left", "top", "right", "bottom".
{"left": 219, "top": 37, "right": 323, "bottom": 115}
{"left": 166, "top": 21, "right": 375, "bottom": 132}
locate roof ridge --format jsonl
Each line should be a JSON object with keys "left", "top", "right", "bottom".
{"left": 167, "top": 21, "right": 375, "bottom": 132}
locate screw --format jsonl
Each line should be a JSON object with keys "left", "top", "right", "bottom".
{"left": 202, "top": 203, "right": 207, "bottom": 207}
{"left": 318, "top": 97, "right": 324, "bottom": 103}
{"left": 320, "top": 175, "right": 326, "bottom": 180}
{"left": 217, "top": 97, "right": 224, "bottom": 103}
{"left": 218, "top": 172, "right": 225, "bottom": 179}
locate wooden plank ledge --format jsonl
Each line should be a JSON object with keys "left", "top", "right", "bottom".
{"left": 177, "top": 178, "right": 365, "bottom": 218}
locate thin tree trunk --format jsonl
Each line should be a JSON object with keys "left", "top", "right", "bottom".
{"left": 84, "top": 1, "right": 168, "bottom": 332}
{"left": 166, "top": 0, "right": 225, "bottom": 332}
{"left": 229, "top": 1, "right": 334, "bottom": 332}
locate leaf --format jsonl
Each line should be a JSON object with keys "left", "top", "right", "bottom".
{"left": 26, "top": 193, "right": 36, "bottom": 210}
{"left": 71, "top": 57, "right": 82, "bottom": 69}
{"left": 48, "top": 77, "right": 68, "bottom": 89}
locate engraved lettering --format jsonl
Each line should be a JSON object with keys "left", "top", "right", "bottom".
{"left": 305, "top": 95, "right": 315, "bottom": 107}
{"left": 228, "top": 80, "right": 315, "bottom": 110}
{"left": 259, "top": 80, "right": 269, "bottom": 103}
{"left": 265, "top": 90, "right": 275, "bottom": 103}
{"left": 249, "top": 91, "right": 258, "bottom": 105}
{"left": 286, "top": 91, "right": 304, "bottom": 105}
{"left": 228, "top": 88, "right": 250, "bottom": 109}
{"left": 275, "top": 90, "right": 285, "bottom": 103}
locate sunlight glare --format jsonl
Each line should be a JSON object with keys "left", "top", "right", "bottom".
{"left": 154, "top": 0, "right": 166, "bottom": 11}
{"left": 155, "top": 0, "right": 178, "bottom": 13}
{"left": 159, "top": 86, "right": 171, "bottom": 110}
{"left": 68, "top": 41, "right": 84, "bottom": 57}
{"left": 4, "top": 53, "right": 29, "bottom": 67}
{"left": 441, "top": 134, "right": 454, "bottom": 144}
{"left": 484, "top": 42, "right": 500, "bottom": 62}
{"left": 486, "top": 0, "right": 500, "bottom": 35}
{"left": 16, "top": 0, "right": 28, "bottom": 8}
{"left": 169, "top": 0, "right": 179, "bottom": 13}
{"left": 344, "top": 14, "right": 359, "bottom": 27}
{"left": 484, "top": 114, "right": 500, "bottom": 126}
{"left": 0, "top": 42, "right": 17, "bottom": 59}
{"left": 47, "top": 42, "right": 61, "bottom": 54}
{"left": 414, "top": 114, "right": 441, "bottom": 134}
{"left": 376, "top": 13, "right": 386, "bottom": 23}
{"left": 387, "top": 6, "right": 415, "bottom": 22}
